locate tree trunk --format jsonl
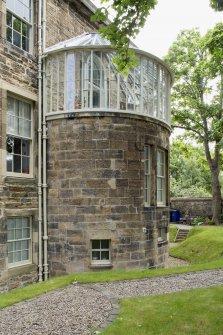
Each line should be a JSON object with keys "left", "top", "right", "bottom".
{"left": 210, "top": 165, "right": 222, "bottom": 225}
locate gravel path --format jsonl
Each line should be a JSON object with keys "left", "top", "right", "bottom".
{"left": 1, "top": 267, "right": 223, "bottom": 335}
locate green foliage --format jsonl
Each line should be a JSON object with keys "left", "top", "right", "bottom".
{"left": 165, "top": 26, "right": 223, "bottom": 223}
{"left": 102, "top": 286, "right": 223, "bottom": 335}
{"left": 210, "top": 0, "right": 223, "bottom": 11}
{"left": 91, "top": 0, "right": 157, "bottom": 73}
{"left": 170, "top": 226, "right": 223, "bottom": 264}
{"left": 170, "top": 138, "right": 212, "bottom": 197}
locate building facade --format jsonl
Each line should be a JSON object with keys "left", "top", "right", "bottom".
{"left": 0, "top": 0, "right": 172, "bottom": 292}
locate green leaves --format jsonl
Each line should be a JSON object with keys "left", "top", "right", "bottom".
{"left": 91, "top": 0, "right": 157, "bottom": 73}
{"left": 209, "top": 0, "right": 223, "bottom": 11}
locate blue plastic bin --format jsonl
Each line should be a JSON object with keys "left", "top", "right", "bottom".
{"left": 170, "top": 210, "right": 180, "bottom": 222}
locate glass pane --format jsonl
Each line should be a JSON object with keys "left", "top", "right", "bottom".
{"left": 92, "top": 240, "right": 100, "bottom": 249}
{"left": 22, "top": 157, "right": 29, "bottom": 174}
{"left": 7, "top": 230, "right": 14, "bottom": 241}
{"left": 15, "top": 251, "right": 22, "bottom": 262}
{"left": 23, "top": 103, "right": 31, "bottom": 119}
{"left": 22, "top": 36, "right": 29, "bottom": 51}
{"left": 13, "top": 17, "right": 21, "bottom": 32}
{"left": 6, "top": 0, "right": 14, "bottom": 11}
{"left": 23, "top": 228, "right": 30, "bottom": 238}
{"left": 22, "top": 240, "right": 29, "bottom": 250}
{"left": 101, "top": 251, "right": 109, "bottom": 260}
{"left": 16, "top": 219, "right": 23, "bottom": 229}
{"left": 8, "top": 218, "right": 16, "bottom": 230}
{"left": 14, "top": 155, "right": 21, "bottom": 172}
{"left": 101, "top": 240, "right": 109, "bottom": 248}
{"left": 7, "top": 27, "right": 12, "bottom": 43}
{"left": 8, "top": 242, "right": 14, "bottom": 252}
{"left": 17, "top": 2, "right": 24, "bottom": 19}
{"left": 92, "top": 251, "right": 100, "bottom": 260}
{"left": 7, "top": 12, "right": 12, "bottom": 27}
{"left": 14, "top": 138, "right": 21, "bottom": 154}
{"left": 22, "top": 249, "right": 29, "bottom": 261}
{"left": 22, "top": 218, "right": 29, "bottom": 228}
{"left": 16, "top": 241, "right": 22, "bottom": 251}
{"left": 7, "top": 115, "right": 14, "bottom": 133}
{"left": 22, "top": 140, "right": 29, "bottom": 155}
{"left": 13, "top": 31, "right": 21, "bottom": 48}
{"left": 15, "top": 229, "right": 22, "bottom": 239}
{"left": 7, "top": 154, "right": 13, "bottom": 172}
{"left": 7, "top": 136, "right": 14, "bottom": 153}
{"left": 23, "top": 120, "right": 31, "bottom": 137}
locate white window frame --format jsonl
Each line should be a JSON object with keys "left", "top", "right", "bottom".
{"left": 144, "top": 146, "right": 151, "bottom": 206}
{"left": 7, "top": 217, "right": 32, "bottom": 268}
{"left": 91, "top": 239, "right": 111, "bottom": 265}
{"left": 6, "top": 95, "right": 33, "bottom": 177}
{"left": 157, "top": 149, "right": 166, "bottom": 206}
{"left": 6, "top": 0, "right": 32, "bottom": 53}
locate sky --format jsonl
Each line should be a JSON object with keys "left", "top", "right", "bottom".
{"left": 134, "top": 0, "right": 223, "bottom": 58}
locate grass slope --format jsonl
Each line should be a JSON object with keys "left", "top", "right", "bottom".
{"left": 170, "top": 226, "right": 223, "bottom": 264}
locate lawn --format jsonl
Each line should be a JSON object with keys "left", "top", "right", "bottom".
{"left": 1, "top": 224, "right": 223, "bottom": 335}
{"left": 102, "top": 285, "right": 223, "bottom": 335}
{"left": 170, "top": 226, "right": 223, "bottom": 263}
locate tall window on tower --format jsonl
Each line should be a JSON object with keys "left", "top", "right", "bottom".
{"left": 6, "top": 0, "right": 32, "bottom": 52}
{"left": 144, "top": 146, "right": 151, "bottom": 206}
{"left": 7, "top": 96, "right": 32, "bottom": 175}
{"left": 157, "top": 149, "right": 166, "bottom": 206}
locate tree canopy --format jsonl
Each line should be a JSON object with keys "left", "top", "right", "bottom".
{"left": 210, "top": 0, "right": 223, "bottom": 11}
{"left": 165, "top": 25, "right": 223, "bottom": 224}
{"left": 91, "top": 0, "right": 157, "bottom": 73}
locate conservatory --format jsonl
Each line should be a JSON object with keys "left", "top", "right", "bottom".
{"left": 44, "top": 33, "right": 171, "bottom": 124}
{"left": 43, "top": 32, "right": 172, "bottom": 275}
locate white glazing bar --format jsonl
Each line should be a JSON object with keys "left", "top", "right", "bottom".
{"left": 157, "top": 65, "right": 161, "bottom": 119}
{"left": 64, "top": 52, "right": 67, "bottom": 112}
{"left": 56, "top": 56, "right": 60, "bottom": 112}
{"left": 108, "top": 53, "right": 111, "bottom": 109}
{"left": 81, "top": 52, "right": 84, "bottom": 109}
{"left": 117, "top": 72, "right": 120, "bottom": 110}
{"left": 50, "top": 59, "right": 53, "bottom": 113}
{"left": 140, "top": 57, "right": 144, "bottom": 115}
{"left": 90, "top": 50, "right": 93, "bottom": 108}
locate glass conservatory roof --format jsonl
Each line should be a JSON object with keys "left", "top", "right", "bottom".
{"left": 45, "top": 32, "right": 138, "bottom": 54}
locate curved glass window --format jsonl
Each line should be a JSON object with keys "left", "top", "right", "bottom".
{"left": 45, "top": 50, "right": 171, "bottom": 125}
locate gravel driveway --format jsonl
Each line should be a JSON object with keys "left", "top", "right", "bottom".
{"left": 1, "top": 267, "right": 223, "bottom": 335}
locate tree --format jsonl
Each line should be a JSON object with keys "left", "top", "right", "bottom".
{"left": 91, "top": 0, "right": 221, "bottom": 72}
{"left": 170, "top": 138, "right": 212, "bottom": 197}
{"left": 164, "top": 27, "right": 223, "bottom": 224}
{"left": 91, "top": 0, "right": 157, "bottom": 73}
{"left": 210, "top": 0, "right": 223, "bottom": 11}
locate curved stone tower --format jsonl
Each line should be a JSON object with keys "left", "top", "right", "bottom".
{"left": 43, "top": 33, "right": 172, "bottom": 275}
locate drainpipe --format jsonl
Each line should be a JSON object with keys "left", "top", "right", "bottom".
{"left": 37, "top": 0, "right": 43, "bottom": 282}
{"left": 42, "top": 0, "right": 49, "bottom": 280}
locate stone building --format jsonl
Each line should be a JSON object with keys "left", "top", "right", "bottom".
{"left": 0, "top": 0, "right": 172, "bottom": 291}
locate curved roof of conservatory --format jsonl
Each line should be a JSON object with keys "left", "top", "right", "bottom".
{"left": 44, "top": 33, "right": 172, "bottom": 126}
{"left": 45, "top": 32, "right": 138, "bottom": 54}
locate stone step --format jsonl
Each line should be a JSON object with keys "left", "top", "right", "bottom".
{"left": 174, "top": 228, "right": 190, "bottom": 242}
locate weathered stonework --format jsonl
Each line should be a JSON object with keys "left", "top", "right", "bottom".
{"left": 170, "top": 197, "right": 223, "bottom": 219}
{"left": 47, "top": 113, "right": 170, "bottom": 276}
{"left": 0, "top": 0, "right": 171, "bottom": 291}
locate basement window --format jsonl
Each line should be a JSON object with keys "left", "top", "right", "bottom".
{"left": 91, "top": 240, "right": 111, "bottom": 265}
